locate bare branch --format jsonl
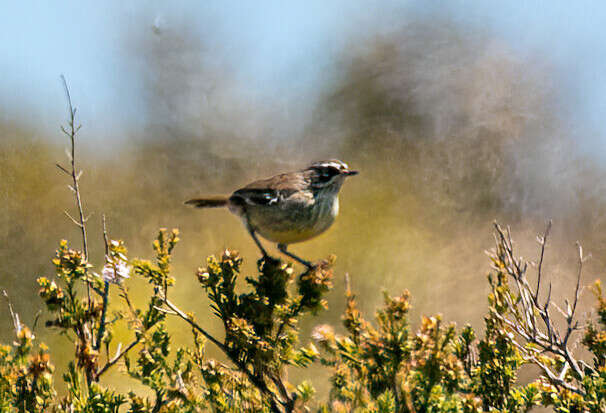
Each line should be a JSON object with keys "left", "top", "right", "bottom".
{"left": 530, "top": 355, "right": 583, "bottom": 395}
{"left": 2, "top": 290, "right": 22, "bottom": 336}
{"left": 102, "top": 214, "right": 109, "bottom": 256}
{"left": 561, "top": 242, "right": 587, "bottom": 376}
{"left": 59, "top": 75, "right": 91, "bottom": 310}
{"left": 535, "top": 220, "right": 551, "bottom": 301}
{"left": 163, "top": 297, "right": 225, "bottom": 352}
{"left": 32, "top": 310, "right": 42, "bottom": 332}
{"left": 489, "top": 222, "right": 593, "bottom": 395}
{"left": 60, "top": 74, "right": 75, "bottom": 118}
{"left": 96, "top": 338, "right": 140, "bottom": 379}
{"left": 94, "top": 217, "right": 111, "bottom": 353}
{"left": 571, "top": 242, "right": 584, "bottom": 321}
{"left": 63, "top": 210, "right": 83, "bottom": 227}
{"left": 56, "top": 163, "right": 71, "bottom": 176}
{"left": 153, "top": 306, "right": 178, "bottom": 315}
{"left": 345, "top": 272, "right": 351, "bottom": 294}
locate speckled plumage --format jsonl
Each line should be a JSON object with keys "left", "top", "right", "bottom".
{"left": 186, "top": 159, "right": 357, "bottom": 266}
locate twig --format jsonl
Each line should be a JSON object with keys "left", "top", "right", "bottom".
{"left": 163, "top": 297, "right": 225, "bottom": 352}
{"left": 2, "top": 290, "right": 22, "bottom": 336}
{"left": 56, "top": 163, "right": 71, "bottom": 176}
{"left": 153, "top": 306, "right": 177, "bottom": 315}
{"left": 94, "top": 216, "right": 111, "bottom": 352}
{"left": 32, "top": 310, "right": 42, "bottom": 332}
{"left": 345, "top": 272, "right": 351, "bottom": 294}
{"left": 506, "top": 336, "right": 583, "bottom": 395}
{"left": 58, "top": 75, "right": 91, "bottom": 310}
{"left": 94, "top": 282, "right": 110, "bottom": 353}
{"left": 535, "top": 220, "right": 551, "bottom": 301}
{"left": 161, "top": 296, "right": 285, "bottom": 412}
{"left": 275, "top": 300, "right": 303, "bottom": 344}
{"left": 102, "top": 214, "right": 109, "bottom": 256}
{"left": 490, "top": 223, "right": 592, "bottom": 394}
{"left": 566, "top": 243, "right": 585, "bottom": 338}
{"left": 96, "top": 338, "right": 140, "bottom": 379}
{"left": 270, "top": 374, "right": 296, "bottom": 411}
{"left": 119, "top": 285, "right": 139, "bottom": 324}
{"left": 63, "top": 210, "right": 83, "bottom": 228}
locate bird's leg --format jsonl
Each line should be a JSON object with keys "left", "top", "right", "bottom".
{"left": 246, "top": 225, "right": 269, "bottom": 258}
{"left": 277, "top": 243, "right": 313, "bottom": 269}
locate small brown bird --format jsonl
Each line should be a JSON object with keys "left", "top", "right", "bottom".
{"left": 185, "top": 159, "right": 358, "bottom": 267}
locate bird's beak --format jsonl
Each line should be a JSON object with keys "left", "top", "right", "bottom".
{"left": 344, "top": 170, "right": 359, "bottom": 176}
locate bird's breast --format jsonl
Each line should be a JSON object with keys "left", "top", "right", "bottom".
{"left": 244, "top": 194, "right": 339, "bottom": 244}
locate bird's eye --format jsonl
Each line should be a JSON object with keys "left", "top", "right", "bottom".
{"left": 318, "top": 167, "right": 339, "bottom": 183}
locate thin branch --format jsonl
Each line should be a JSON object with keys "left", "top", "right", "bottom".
{"left": 102, "top": 215, "right": 109, "bottom": 256}
{"left": 490, "top": 223, "right": 592, "bottom": 395}
{"left": 535, "top": 220, "right": 551, "bottom": 301}
{"left": 118, "top": 285, "right": 140, "bottom": 327}
{"left": 270, "top": 374, "right": 295, "bottom": 411}
{"left": 345, "top": 272, "right": 351, "bottom": 294}
{"left": 94, "top": 282, "right": 110, "bottom": 353}
{"left": 571, "top": 243, "right": 584, "bottom": 322}
{"left": 94, "top": 216, "right": 111, "bottom": 353}
{"left": 94, "top": 281, "right": 143, "bottom": 380}
{"left": 32, "top": 310, "right": 42, "bottom": 332}
{"left": 2, "top": 290, "right": 22, "bottom": 336}
{"left": 96, "top": 338, "right": 140, "bottom": 379}
{"left": 63, "top": 210, "right": 83, "bottom": 228}
{"left": 59, "top": 75, "right": 91, "bottom": 309}
{"left": 274, "top": 300, "right": 303, "bottom": 343}
{"left": 163, "top": 298, "right": 225, "bottom": 352}
{"left": 153, "top": 306, "right": 178, "bottom": 315}
{"left": 56, "top": 163, "right": 71, "bottom": 176}
{"left": 527, "top": 353, "right": 582, "bottom": 395}
{"left": 162, "top": 296, "right": 285, "bottom": 412}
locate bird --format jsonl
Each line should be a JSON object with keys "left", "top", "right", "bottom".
{"left": 185, "top": 159, "right": 358, "bottom": 268}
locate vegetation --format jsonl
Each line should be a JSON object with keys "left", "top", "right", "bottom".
{"left": 1, "top": 80, "right": 604, "bottom": 413}
{"left": 1, "top": 221, "right": 605, "bottom": 412}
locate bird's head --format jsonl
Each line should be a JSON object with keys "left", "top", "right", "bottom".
{"left": 306, "top": 159, "right": 358, "bottom": 193}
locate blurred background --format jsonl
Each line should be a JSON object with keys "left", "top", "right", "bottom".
{"left": 1, "top": 0, "right": 605, "bottom": 401}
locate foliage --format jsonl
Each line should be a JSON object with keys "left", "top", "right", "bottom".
{"left": 0, "top": 326, "right": 55, "bottom": 412}
{"left": 311, "top": 226, "right": 606, "bottom": 413}
{"left": 1, "top": 224, "right": 604, "bottom": 412}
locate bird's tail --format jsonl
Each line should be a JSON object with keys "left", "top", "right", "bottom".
{"left": 184, "top": 196, "right": 229, "bottom": 208}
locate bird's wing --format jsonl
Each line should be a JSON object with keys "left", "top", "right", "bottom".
{"left": 230, "top": 173, "right": 310, "bottom": 207}
{"left": 231, "top": 188, "right": 281, "bottom": 206}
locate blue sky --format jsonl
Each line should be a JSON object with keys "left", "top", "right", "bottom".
{"left": 1, "top": 1, "right": 605, "bottom": 154}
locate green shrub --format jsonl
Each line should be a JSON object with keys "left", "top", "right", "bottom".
{"left": 0, "top": 222, "right": 604, "bottom": 412}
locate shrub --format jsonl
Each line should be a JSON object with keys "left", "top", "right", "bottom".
{"left": 0, "top": 222, "right": 604, "bottom": 412}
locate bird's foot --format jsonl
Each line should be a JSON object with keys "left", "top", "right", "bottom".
{"left": 258, "top": 253, "right": 281, "bottom": 269}
{"left": 277, "top": 243, "right": 315, "bottom": 269}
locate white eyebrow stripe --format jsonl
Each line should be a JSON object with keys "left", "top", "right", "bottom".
{"left": 313, "top": 160, "right": 348, "bottom": 170}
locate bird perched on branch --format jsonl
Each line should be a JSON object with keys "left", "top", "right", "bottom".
{"left": 186, "top": 159, "right": 358, "bottom": 268}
